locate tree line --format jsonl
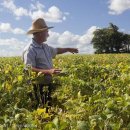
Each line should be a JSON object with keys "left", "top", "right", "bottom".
{"left": 92, "top": 23, "right": 130, "bottom": 54}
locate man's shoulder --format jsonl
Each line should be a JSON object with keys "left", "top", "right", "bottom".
{"left": 43, "top": 43, "right": 49, "bottom": 47}
{"left": 25, "top": 43, "right": 36, "bottom": 51}
{"left": 43, "top": 43, "right": 54, "bottom": 50}
{"left": 23, "top": 44, "right": 36, "bottom": 57}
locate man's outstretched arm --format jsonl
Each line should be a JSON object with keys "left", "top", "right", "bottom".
{"left": 32, "top": 67, "right": 61, "bottom": 74}
{"left": 57, "top": 48, "right": 78, "bottom": 54}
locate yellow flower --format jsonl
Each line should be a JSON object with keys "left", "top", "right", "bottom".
{"left": 37, "top": 108, "right": 45, "bottom": 115}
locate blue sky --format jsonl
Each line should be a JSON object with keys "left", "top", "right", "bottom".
{"left": 0, "top": 0, "right": 130, "bottom": 56}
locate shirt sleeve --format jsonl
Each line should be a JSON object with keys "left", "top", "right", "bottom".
{"left": 24, "top": 48, "right": 36, "bottom": 67}
{"left": 48, "top": 46, "right": 57, "bottom": 58}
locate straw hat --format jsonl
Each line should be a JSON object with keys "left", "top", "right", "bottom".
{"left": 27, "top": 18, "right": 53, "bottom": 34}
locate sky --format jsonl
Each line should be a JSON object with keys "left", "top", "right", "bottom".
{"left": 0, "top": 0, "right": 130, "bottom": 57}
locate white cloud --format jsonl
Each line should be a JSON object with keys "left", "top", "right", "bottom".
{"left": 2, "top": 0, "right": 28, "bottom": 19}
{"left": 15, "top": 7, "right": 28, "bottom": 17}
{"left": 79, "top": 26, "right": 97, "bottom": 44}
{"left": 0, "top": 38, "right": 27, "bottom": 57}
{"left": 0, "top": 26, "right": 98, "bottom": 56}
{"left": 77, "top": 26, "right": 97, "bottom": 53}
{"left": 108, "top": 0, "right": 130, "bottom": 15}
{"left": 2, "top": 0, "right": 68, "bottom": 22}
{"left": 30, "top": 1, "right": 45, "bottom": 11}
{"left": 47, "top": 26, "right": 98, "bottom": 54}
{"left": 36, "top": 1, "right": 45, "bottom": 10}
{"left": 57, "top": 31, "right": 79, "bottom": 46}
{"left": 0, "top": 23, "right": 25, "bottom": 34}
{"left": 29, "top": 5, "right": 67, "bottom": 22}
{"left": 46, "top": 6, "right": 65, "bottom": 22}
{"left": 0, "top": 23, "right": 12, "bottom": 32}
{"left": 0, "top": 38, "right": 25, "bottom": 46}
{"left": 13, "top": 28, "right": 25, "bottom": 34}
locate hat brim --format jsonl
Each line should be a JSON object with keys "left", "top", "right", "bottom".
{"left": 27, "top": 26, "right": 53, "bottom": 34}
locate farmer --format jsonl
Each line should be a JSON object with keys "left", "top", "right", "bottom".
{"left": 23, "top": 18, "right": 78, "bottom": 107}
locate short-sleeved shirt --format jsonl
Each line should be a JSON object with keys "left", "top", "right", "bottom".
{"left": 23, "top": 39, "right": 57, "bottom": 69}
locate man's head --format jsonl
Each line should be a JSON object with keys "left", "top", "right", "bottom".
{"left": 27, "top": 18, "right": 53, "bottom": 43}
{"left": 33, "top": 30, "right": 49, "bottom": 43}
{"left": 27, "top": 18, "right": 53, "bottom": 34}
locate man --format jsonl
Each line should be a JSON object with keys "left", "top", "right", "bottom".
{"left": 23, "top": 18, "right": 78, "bottom": 108}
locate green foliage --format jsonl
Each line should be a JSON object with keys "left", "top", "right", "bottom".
{"left": 1, "top": 54, "right": 130, "bottom": 129}
{"left": 92, "top": 23, "right": 130, "bottom": 53}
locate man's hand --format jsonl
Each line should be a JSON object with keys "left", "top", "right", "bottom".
{"left": 53, "top": 69, "right": 62, "bottom": 74}
{"left": 57, "top": 48, "right": 79, "bottom": 54}
{"left": 44, "top": 69, "right": 62, "bottom": 75}
{"left": 68, "top": 48, "right": 78, "bottom": 54}
{"left": 32, "top": 67, "right": 62, "bottom": 75}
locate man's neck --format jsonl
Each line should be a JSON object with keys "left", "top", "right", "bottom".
{"left": 33, "top": 38, "right": 43, "bottom": 44}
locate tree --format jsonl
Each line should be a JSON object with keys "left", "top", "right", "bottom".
{"left": 108, "top": 23, "right": 123, "bottom": 53}
{"left": 92, "top": 23, "right": 130, "bottom": 53}
{"left": 122, "top": 34, "right": 130, "bottom": 52}
{"left": 92, "top": 28, "right": 110, "bottom": 53}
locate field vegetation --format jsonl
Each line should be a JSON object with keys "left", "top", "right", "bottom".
{"left": 0, "top": 54, "right": 130, "bottom": 130}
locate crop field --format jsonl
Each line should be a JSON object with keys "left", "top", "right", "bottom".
{"left": 1, "top": 54, "right": 130, "bottom": 130}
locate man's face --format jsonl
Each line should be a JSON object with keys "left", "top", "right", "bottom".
{"left": 40, "top": 29, "right": 49, "bottom": 42}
